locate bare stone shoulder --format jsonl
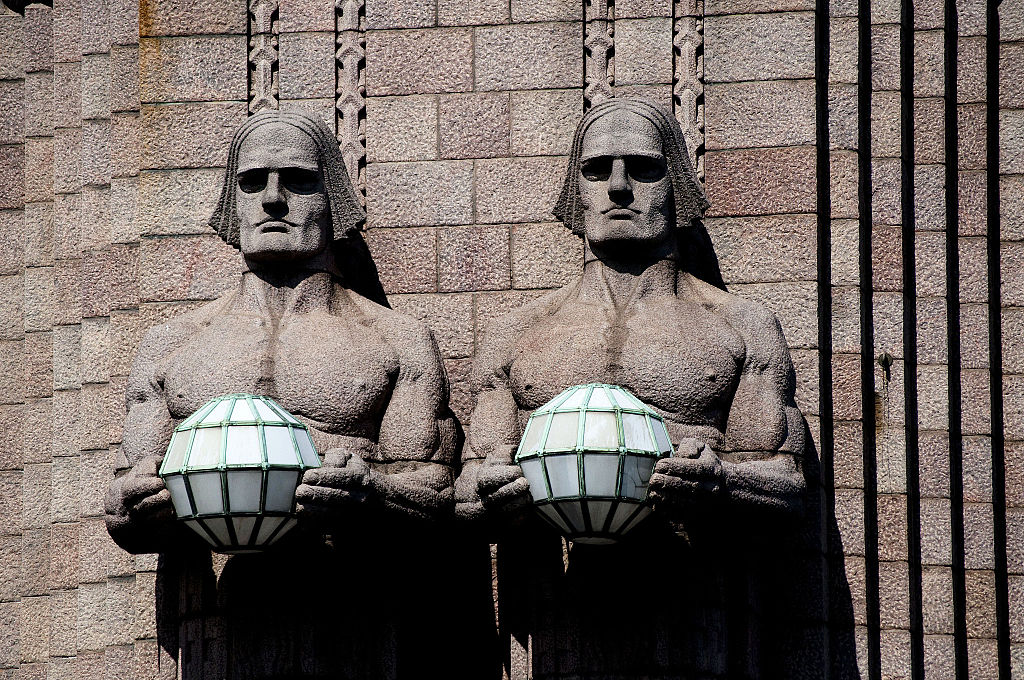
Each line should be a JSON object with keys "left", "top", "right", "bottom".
{"left": 688, "top": 276, "right": 791, "bottom": 369}
{"left": 348, "top": 292, "right": 446, "bottom": 376}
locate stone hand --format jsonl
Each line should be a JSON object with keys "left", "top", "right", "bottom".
{"left": 118, "top": 456, "right": 175, "bottom": 523}
{"left": 477, "top": 445, "right": 533, "bottom": 516}
{"left": 295, "top": 449, "right": 372, "bottom": 515}
{"left": 647, "top": 439, "right": 724, "bottom": 507}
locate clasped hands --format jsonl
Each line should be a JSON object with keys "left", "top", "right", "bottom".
{"left": 295, "top": 449, "right": 372, "bottom": 517}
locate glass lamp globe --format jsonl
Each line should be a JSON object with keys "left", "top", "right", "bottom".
{"left": 158, "top": 393, "right": 321, "bottom": 554}
{"left": 515, "top": 384, "right": 673, "bottom": 544}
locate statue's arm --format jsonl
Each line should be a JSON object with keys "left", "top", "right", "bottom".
{"left": 104, "top": 327, "right": 193, "bottom": 553}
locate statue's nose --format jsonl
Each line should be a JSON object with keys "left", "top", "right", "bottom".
{"left": 607, "top": 158, "right": 632, "bottom": 200}
{"left": 262, "top": 172, "right": 286, "bottom": 212}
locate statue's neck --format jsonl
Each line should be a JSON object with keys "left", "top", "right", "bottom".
{"left": 235, "top": 268, "right": 339, "bottom": 318}
{"left": 578, "top": 239, "right": 680, "bottom": 307}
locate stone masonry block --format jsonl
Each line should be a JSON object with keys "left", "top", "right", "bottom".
{"left": 366, "top": 96, "right": 438, "bottom": 163}
{"left": 111, "top": 112, "right": 141, "bottom": 177}
{"left": 0, "top": 209, "right": 21, "bottom": 277}
{"left": 958, "top": 103, "right": 987, "bottom": 170}
{"left": 914, "top": 97, "right": 944, "bottom": 164}
{"left": 475, "top": 23, "right": 583, "bottom": 91}
{"left": 871, "top": 90, "right": 901, "bottom": 158}
{"left": 510, "top": 222, "right": 582, "bottom": 289}
{"left": 922, "top": 566, "right": 954, "bottom": 633}
{"left": 510, "top": 89, "right": 581, "bottom": 157}
{"left": 53, "top": 62, "right": 82, "bottom": 129}
{"left": 79, "top": 450, "right": 111, "bottom": 517}
{"left": 24, "top": 71, "right": 52, "bottom": 140}
{"left": 50, "top": 590, "right": 78, "bottom": 658}
{"left": 53, "top": 325, "right": 82, "bottom": 391}
{"left": 705, "top": 146, "right": 816, "bottom": 216}
{"left": 475, "top": 156, "right": 565, "bottom": 224}
{"left": 1003, "top": 241, "right": 1024, "bottom": 307}
{"left": 705, "top": 0, "right": 814, "bottom": 12}
{"left": 0, "top": 275, "right": 21, "bottom": 341}
{"left": 0, "top": 534, "right": 19, "bottom": 601}
{"left": 511, "top": 0, "right": 580, "bottom": 20}
{"left": 920, "top": 497, "right": 952, "bottom": 565}
{"left": 965, "top": 569, "right": 998, "bottom": 638}
{"left": 439, "top": 0, "right": 508, "bottom": 25}
{"left": 279, "top": 31, "right": 335, "bottom": 99}
{"left": 366, "top": 29, "right": 473, "bottom": 96}
{"left": 878, "top": 560, "right": 909, "bottom": 628}
{"left": 77, "top": 581, "right": 107, "bottom": 651}
{"left": 139, "top": 102, "right": 246, "bottom": 170}
{"left": 439, "top": 92, "right": 510, "bottom": 160}
{"left": 279, "top": 0, "right": 335, "bottom": 31}
{"left": 106, "top": 576, "right": 134, "bottom": 646}
{"left": 51, "top": 388, "right": 81, "bottom": 458}
{"left": 704, "top": 12, "right": 814, "bottom": 83}
{"left": 81, "top": 0, "right": 112, "bottom": 55}
{"left": 705, "top": 214, "right": 816, "bottom": 284}
{"left": 139, "top": 36, "right": 246, "bottom": 103}
{"left": 958, "top": 170, "right": 986, "bottom": 237}
{"left": 20, "top": 595, "right": 49, "bottom": 663}
{"left": 833, "top": 488, "right": 865, "bottom": 556}
{"left": 832, "top": 420, "right": 862, "bottom": 489}
{"left": 915, "top": 164, "right": 944, "bottom": 231}
{"left": 0, "top": 340, "right": 23, "bottom": 405}
{"left": 829, "top": 18, "right": 857, "bottom": 84}
{"left": 23, "top": 204, "right": 53, "bottom": 268}
{"left": 24, "top": 138, "right": 53, "bottom": 204}
{"left": 138, "top": 234, "right": 241, "bottom": 302}
{"left": 23, "top": 332, "right": 53, "bottom": 399}
{"left": 49, "top": 523, "right": 78, "bottom": 590}
{"left": 831, "top": 218, "right": 858, "bottom": 287}
{"left": 1002, "top": 43, "right": 1024, "bottom": 109}
{"left": 964, "top": 502, "right": 995, "bottom": 570}
{"left": 705, "top": 80, "right": 815, "bottom": 150}
{"left": 139, "top": 0, "right": 246, "bottom": 36}
{"left": 111, "top": 176, "right": 140, "bottom": 243}
{"left": 0, "top": 83, "right": 23, "bottom": 148}
{"left": 615, "top": 19, "right": 673, "bottom": 86}
{"left": 364, "top": 227, "right": 438, "bottom": 294}
{"left": 81, "top": 317, "right": 110, "bottom": 384}
{"left": 615, "top": 0, "right": 671, "bottom": 17}
{"left": 0, "top": 15, "right": 24, "bottom": 80}
{"left": 914, "top": 30, "right": 945, "bottom": 98}
{"left": 1004, "top": 0, "right": 1024, "bottom": 40}
{"left": 1006, "top": 375, "right": 1024, "bottom": 442}
{"left": 1005, "top": 307, "right": 1024, "bottom": 374}
{"left": 915, "top": 230, "right": 945, "bottom": 298}
{"left": 365, "top": 0, "right": 435, "bottom": 29}
{"left": 138, "top": 168, "right": 223, "bottom": 236}
{"left": 871, "top": 224, "right": 902, "bottom": 292}
{"left": 831, "top": 353, "right": 861, "bottom": 420}
{"left": 365, "top": 161, "right": 473, "bottom": 227}
{"left": 0, "top": 146, "right": 24, "bottom": 211}
{"left": 22, "top": 463, "right": 50, "bottom": 531}
{"left": 956, "top": 37, "right": 986, "bottom": 104}
{"left": 872, "top": 157, "right": 901, "bottom": 224}
{"left": 916, "top": 297, "right": 947, "bottom": 365}
{"left": 438, "top": 225, "right": 510, "bottom": 292}
{"left": 21, "top": 529, "right": 49, "bottom": 597}
{"left": 871, "top": 24, "right": 899, "bottom": 92}
{"left": 81, "top": 119, "right": 112, "bottom": 188}
{"left": 389, "top": 293, "right": 474, "bottom": 359}
{"left": 81, "top": 53, "right": 110, "bottom": 121}
{"left": 917, "top": 365, "right": 949, "bottom": 430}
{"left": 110, "top": 45, "right": 140, "bottom": 114}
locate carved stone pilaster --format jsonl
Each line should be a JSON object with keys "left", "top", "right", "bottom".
{"left": 249, "top": 0, "right": 279, "bottom": 113}
{"left": 336, "top": 0, "right": 366, "bottom": 199}
{"left": 584, "top": 0, "right": 614, "bottom": 108}
{"left": 673, "top": 0, "right": 704, "bottom": 180}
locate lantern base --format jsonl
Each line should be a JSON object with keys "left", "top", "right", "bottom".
{"left": 571, "top": 536, "right": 619, "bottom": 545}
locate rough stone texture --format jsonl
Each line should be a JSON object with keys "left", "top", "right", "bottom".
{"left": 510, "top": 89, "right": 581, "bottom": 157}
{"left": 705, "top": 146, "right": 817, "bottom": 216}
{"left": 474, "top": 156, "right": 565, "bottom": 225}
{"left": 510, "top": 222, "right": 581, "bottom": 289}
{"left": 439, "top": 92, "right": 510, "bottom": 159}
{"left": 137, "top": 168, "right": 222, "bottom": 236}
{"left": 365, "top": 161, "right": 474, "bottom": 227}
{"left": 138, "top": 36, "right": 244, "bottom": 104}
{"left": 474, "top": 23, "right": 583, "bottom": 91}
{"left": 138, "top": 0, "right": 246, "bottom": 36}
{"left": 365, "top": 0, "right": 435, "bottom": 29}
{"left": 704, "top": 12, "right": 815, "bottom": 83}
{"left": 278, "top": 32, "right": 335, "bottom": 99}
{"left": 365, "top": 29, "right": 473, "bottom": 96}
{"left": 365, "top": 96, "right": 438, "bottom": 163}
{"left": 438, "top": 0, "right": 508, "bottom": 25}
{"left": 437, "top": 225, "right": 510, "bottom": 292}
{"left": 364, "top": 226, "right": 438, "bottom": 294}
{"left": 139, "top": 102, "right": 246, "bottom": 170}
{"left": 705, "top": 80, "right": 816, "bottom": 150}
{"left": 614, "top": 18, "right": 673, "bottom": 86}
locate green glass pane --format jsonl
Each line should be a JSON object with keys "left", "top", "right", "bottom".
{"left": 255, "top": 516, "right": 285, "bottom": 544}
{"left": 582, "top": 453, "right": 619, "bottom": 496}
{"left": 294, "top": 429, "right": 319, "bottom": 467}
{"left": 163, "top": 431, "right": 190, "bottom": 473}
{"left": 232, "top": 516, "right": 258, "bottom": 545}
{"left": 188, "top": 427, "right": 224, "bottom": 468}
{"left": 620, "top": 454, "right": 656, "bottom": 499}
{"left": 622, "top": 413, "right": 654, "bottom": 451}
{"left": 253, "top": 399, "right": 284, "bottom": 424}
{"left": 265, "top": 426, "right": 299, "bottom": 465}
{"left": 188, "top": 471, "right": 225, "bottom": 515}
{"left": 230, "top": 399, "right": 255, "bottom": 422}
{"left": 536, "top": 504, "right": 572, "bottom": 534}
{"left": 201, "top": 399, "right": 232, "bottom": 424}
{"left": 520, "top": 414, "right": 548, "bottom": 456}
{"left": 226, "top": 469, "right": 262, "bottom": 512}
{"left": 519, "top": 458, "right": 548, "bottom": 502}
{"left": 652, "top": 420, "right": 672, "bottom": 453}
{"left": 164, "top": 474, "right": 193, "bottom": 517}
{"left": 588, "top": 386, "right": 613, "bottom": 409}
{"left": 544, "top": 412, "right": 579, "bottom": 451}
{"left": 265, "top": 470, "right": 299, "bottom": 512}
{"left": 582, "top": 411, "right": 618, "bottom": 450}
{"left": 225, "top": 426, "right": 261, "bottom": 465}
{"left": 545, "top": 453, "right": 580, "bottom": 498}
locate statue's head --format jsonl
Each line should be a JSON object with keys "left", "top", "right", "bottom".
{"left": 554, "top": 98, "right": 709, "bottom": 258}
{"left": 209, "top": 110, "right": 364, "bottom": 268}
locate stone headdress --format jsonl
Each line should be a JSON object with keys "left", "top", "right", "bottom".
{"left": 209, "top": 110, "right": 389, "bottom": 307}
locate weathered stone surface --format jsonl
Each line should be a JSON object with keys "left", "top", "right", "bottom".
{"left": 731, "top": 281, "right": 817, "bottom": 349}
{"left": 705, "top": 146, "right": 816, "bottom": 216}
{"left": 510, "top": 222, "right": 581, "bottom": 289}
{"left": 439, "top": 93, "right": 509, "bottom": 160}
{"left": 138, "top": 168, "right": 222, "bottom": 236}
{"left": 53, "top": 62, "right": 82, "bottom": 129}
{"left": 139, "top": 0, "right": 246, "bottom": 36}
{"left": 705, "top": 214, "right": 817, "bottom": 283}
{"left": 366, "top": 96, "right": 438, "bottom": 163}
{"left": 870, "top": 90, "right": 901, "bottom": 158}
{"left": 474, "top": 156, "right": 565, "bottom": 224}
{"left": 23, "top": 139, "right": 53, "bottom": 205}
{"left": 365, "top": 0, "right": 435, "bottom": 28}
{"left": 364, "top": 226, "right": 438, "bottom": 294}
{"left": 958, "top": 170, "right": 986, "bottom": 237}
{"left": 81, "top": 119, "right": 112, "bottom": 187}
{"left": 0, "top": 146, "right": 25, "bottom": 210}
{"left": 366, "top": 160, "right": 474, "bottom": 227}
{"left": 279, "top": 0, "right": 334, "bottom": 31}
{"left": 438, "top": 0, "right": 508, "bottom": 24}
{"left": 139, "top": 102, "right": 245, "bottom": 170}
{"left": 23, "top": 71, "right": 53, "bottom": 139}
{"left": 704, "top": 12, "right": 815, "bottom": 83}
{"left": 279, "top": 32, "right": 335, "bottom": 99}
{"left": 110, "top": 112, "right": 141, "bottom": 177}
{"left": 831, "top": 218, "right": 858, "bottom": 286}
{"left": 614, "top": 18, "right": 673, "bottom": 86}
{"left": 914, "top": 30, "right": 945, "bottom": 98}
{"left": 705, "top": 0, "right": 814, "bottom": 11}
{"left": 511, "top": 0, "right": 580, "bottom": 20}
{"left": 1002, "top": 109, "right": 1024, "bottom": 174}
{"left": 914, "top": 97, "right": 944, "bottom": 165}
{"left": 915, "top": 164, "right": 945, "bottom": 231}
{"left": 20, "top": 595, "right": 49, "bottom": 662}
{"left": 510, "top": 89, "right": 581, "bottom": 157}
{"left": 139, "top": 36, "right": 246, "bottom": 103}
{"left": 390, "top": 293, "right": 474, "bottom": 358}
{"left": 705, "top": 80, "right": 815, "bottom": 150}
{"left": 0, "top": 83, "right": 23, "bottom": 147}
{"left": 81, "top": 54, "right": 111, "bottom": 121}
{"left": 872, "top": 157, "right": 901, "bottom": 225}
{"left": 138, "top": 234, "right": 240, "bottom": 302}
{"left": 1003, "top": 241, "right": 1024, "bottom": 307}
{"left": 438, "top": 225, "right": 510, "bottom": 292}
{"left": 109, "top": 46, "right": 140, "bottom": 115}
{"left": 958, "top": 103, "right": 987, "bottom": 170}
{"left": 474, "top": 23, "right": 583, "bottom": 91}
{"left": 366, "top": 29, "right": 473, "bottom": 96}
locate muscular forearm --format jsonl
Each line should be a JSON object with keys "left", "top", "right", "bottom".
{"left": 720, "top": 454, "right": 805, "bottom": 513}
{"left": 104, "top": 472, "right": 191, "bottom": 554}
{"left": 367, "top": 464, "right": 455, "bottom": 521}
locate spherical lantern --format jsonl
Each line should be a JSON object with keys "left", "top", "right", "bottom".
{"left": 515, "top": 384, "right": 673, "bottom": 544}
{"left": 158, "top": 394, "right": 321, "bottom": 554}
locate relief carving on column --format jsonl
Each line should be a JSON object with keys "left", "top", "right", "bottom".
{"left": 673, "top": 0, "right": 704, "bottom": 180}
{"left": 248, "top": 0, "right": 280, "bottom": 113}
{"left": 584, "top": 0, "right": 614, "bottom": 108}
{"left": 335, "top": 0, "right": 366, "bottom": 199}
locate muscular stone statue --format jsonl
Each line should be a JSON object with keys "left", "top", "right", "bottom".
{"left": 456, "top": 97, "right": 806, "bottom": 525}
{"left": 105, "top": 110, "right": 460, "bottom": 554}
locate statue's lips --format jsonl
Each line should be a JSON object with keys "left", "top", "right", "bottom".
{"left": 258, "top": 221, "right": 291, "bottom": 233}
{"left": 603, "top": 208, "right": 638, "bottom": 219}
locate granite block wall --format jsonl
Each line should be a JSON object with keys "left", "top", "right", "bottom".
{"left": 0, "top": 0, "right": 1020, "bottom": 677}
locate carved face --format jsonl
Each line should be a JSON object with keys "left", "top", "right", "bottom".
{"left": 235, "top": 123, "right": 331, "bottom": 264}
{"left": 578, "top": 109, "right": 673, "bottom": 251}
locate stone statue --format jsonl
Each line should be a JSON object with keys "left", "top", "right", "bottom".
{"left": 455, "top": 98, "right": 810, "bottom": 678}
{"left": 103, "top": 111, "right": 476, "bottom": 679}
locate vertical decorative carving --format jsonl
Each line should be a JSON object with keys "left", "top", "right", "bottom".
{"left": 673, "top": 0, "right": 704, "bottom": 180}
{"left": 336, "top": 0, "right": 366, "bottom": 199}
{"left": 249, "top": 0, "right": 279, "bottom": 113}
{"left": 584, "top": 0, "right": 614, "bottom": 108}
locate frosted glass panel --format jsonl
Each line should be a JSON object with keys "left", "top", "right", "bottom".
{"left": 582, "top": 412, "right": 618, "bottom": 449}
{"left": 586, "top": 500, "right": 614, "bottom": 532}
{"left": 232, "top": 516, "right": 257, "bottom": 545}
{"left": 536, "top": 504, "right": 572, "bottom": 534}
{"left": 616, "top": 389, "right": 644, "bottom": 410}
{"left": 609, "top": 501, "right": 639, "bottom": 532}
{"left": 545, "top": 412, "right": 578, "bottom": 451}
{"left": 253, "top": 400, "right": 284, "bottom": 423}
{"left": 294, "top": 429, "right": 319, "bottom": 467}
{"left": 559, "top": 388, "right": 588, "bottom": 410}
{"left": 545, "top": 453, "right": 580, "bottom": 498}
{"left": 188, "top": 427, "right": 223, "bottom": 468}
{"left": 204, "top": 517, "right": 232, "bottom": 544}
{"left": 265, "top": 426, "right": 299, "bottom": 465}
{"left": 268, "top": 518, "right": 297, "bottom": 545}
{"left": 185, "top": 520, "right": 217, "bottom": 547}
{"left": 620, "top": 455, "right": 657, "bottom": 499}
{"left": 230, "top": 399, "right": 255, "bottom": 422}
{"left": 225, "top": 426, "right": 261, "bottom": 465}
{"left": 227, "top": 470, "right": 263, "bottom": 512}
{"left": 622, "top": 506, "right": 652, "bottom": 534}
{"left": 520, "top": 415, "right": 547, "bottom": 455}
{"left": 265, "top": 470, "right": 299, "bottom": 512}
{"left": 560, "top": 500, "right": 586, "bottom": 532}
{"left": 583, "top": 453, "right": 619, "bottom": 496}
{"left": 519, "top": 458, "right": 548, "bottom": 501}
{"left": 622, "top": 413, "right": 654, "bottom": 451}
{"left": 201, "top": 400, "right": 231, "bottom": 424}
{"left": 588, "top": 387, "right": 613, "bottom": 409}
{"left": 255, "top": 516, "right": 284, "bottom": 544}
{"left": 164, "top": 431, "right": 190, "bottom": 472}
{"left": 275, "top": 403, "right": 301, "bottom": 424}
{"left": 189, "top": 471, "right": 224, "bottom": 514}
{"left": 165, "top": 475, "right": 193, "bottom": 517}
{"left": 653, "top": 421, "right": 672, "bottom": 453}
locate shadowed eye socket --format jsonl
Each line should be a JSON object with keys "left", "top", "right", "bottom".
{"left": 281, "top": 167, "right": 322, "bottom": 194}
{"left": 237, "top": 169, "right": 267, "bottom": 193}
{"left": 581, "top": 157, "right": 612, "bottom": 181}
{"left": 625, "top": 156, "right": 667, "bottom": 182}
